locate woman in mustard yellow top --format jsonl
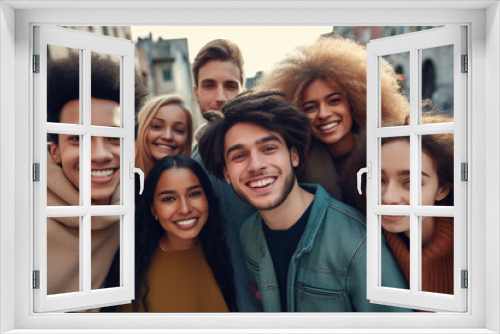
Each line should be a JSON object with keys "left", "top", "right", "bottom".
{"left": 106, "top": 155, "right": 236, "bottom": 312}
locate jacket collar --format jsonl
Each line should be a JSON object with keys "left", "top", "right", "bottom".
{"left": 246, "top": 184, "right": 330, "bottom": 260}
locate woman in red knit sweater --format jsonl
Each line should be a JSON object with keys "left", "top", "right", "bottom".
{"left": 380, "top": 113, "right": 454, "bottom": 296}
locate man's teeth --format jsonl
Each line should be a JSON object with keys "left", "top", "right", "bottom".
{"left": 91, "top": 169, "right": 115, "bottom": 177}
{"left": 249, "top": 177, "right": 275, "bottom": 188}
{"left": 158, "top": 144, "right": 174, "bottom": 150}
{"left": 175, "top": 218, "right": 196, "bottom": 226}
{"left": 320, "top": 121, "right": 339, "bottom": 131}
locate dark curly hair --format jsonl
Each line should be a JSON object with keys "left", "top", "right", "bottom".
{"left": 47, "top": 53, "right": 149, "bottom": 144}
{"left": 110, "top": 155, "right": 236, "bottom": 312}
{"left": 199, "top": 91, "right": 311, "bottom": 179}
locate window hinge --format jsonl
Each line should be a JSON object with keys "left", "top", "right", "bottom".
{"left": 33, "top": 163, "right": 40, "bottom": 182}
{"left": 461, "top": 162, "right": 468, "bottom": 181}
{"left": 33, "top": 54, "right": 40, "bottom": 73}
{"left": 461, "top": 54, "right": 468, "bottom": 73}
{"left": 33, "top": 270, "right": 40, "bottom": 289}
{"left": 461, "top": 270, "right": 468, "bottom": 289}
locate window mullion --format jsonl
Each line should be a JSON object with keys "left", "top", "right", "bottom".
{"left": 81, "top": 48, "right": 92, "bottom": 295}
{"left": 408, "top": 46, "right": 420, "bottom": 296}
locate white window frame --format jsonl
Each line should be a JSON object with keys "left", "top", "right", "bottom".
{"left": 32, "top": 25, "right": 136, "bottom": 313}
{"left": 1, "top": 1, "right": 499, "bottom": 333}
{"left": 365, "top": 26, "right": 468, "bottom": 312}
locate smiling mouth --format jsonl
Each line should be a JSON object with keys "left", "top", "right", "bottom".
{"left": 382, "top": 215, "right": 406, "bottom": 221}
{"left": 319, "top": 121, "right": 339, "bottom": 131}
{"left": 174, "top": 218, "right": 197, "bottom": 227}
{"left": 156, "top": 144, "right": 177, "bottom": 151}
{"left": 248, "top": 177, "right": 276, "bottom": 188}
{"left": 91, "top": 169, "right": 117, "bottom": 177}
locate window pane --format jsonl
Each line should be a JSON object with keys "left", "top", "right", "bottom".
{"left": 91, "top": 215, "right": 121, "bottom": 290}
{"left": 90, "top": 136, "right": 121, "bottom": 205}
{"left": 381, "top": 136, "right": 410, "bottom": 206}
{"left": 421, "top": 133, "right": 454, "bottom": 206}
{"left": 91, "top": 52, "right": 121, "bottom": 127}
{"left": 381, "top": 51, "right": 410, "bottom": 127}
{"left": 47, "top": 133, "right": 81, "bottom": 206}
{"left": 420, "top": 216, "right": 454, "bottom": 295}
{"left": 47, "top": 216, "right": 81, "bottom": 295}
{"left": 47, "top": 45, "right": 81, "bottom": 125}
{"left": 421, "top": 45, "right": 454, "bottom": 121}
{"left": 381, "top": 215, "right": 410, "bottom": 290}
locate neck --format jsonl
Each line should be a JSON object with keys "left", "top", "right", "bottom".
{"left": 159, "top": 233, "right": 198, "bottom": 252}
{"left": 403, "top": 217, "right": 435, "bottom": 247}
{"left": 93, "top": 197, "right": 111, "bottom": 205}
{"left": 327, "top": 132, "right": 354, "bottom": 157}
{"left": 259, "top": 181, "right": 314, "bottom": 231}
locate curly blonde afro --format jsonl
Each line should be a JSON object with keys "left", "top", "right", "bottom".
{"left": 255, "top": 36, "right": 409, "bottom": 130}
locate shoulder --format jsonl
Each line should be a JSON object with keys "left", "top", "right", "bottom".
{"left": 303, "top": 184, "right": 367, "bottom": 255}
{"left": 306, "top": 184, "right": 366, "bottom": 229}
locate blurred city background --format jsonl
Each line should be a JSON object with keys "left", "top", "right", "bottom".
{"left": 50, "top": 26, "right": 453, "bottom": 130}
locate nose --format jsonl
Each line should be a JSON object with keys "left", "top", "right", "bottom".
{"left": 381, "top": 182, "right": 404, "bottom": 205}
{"left": 247, "top": 151, "right": 266, "bottom": 173}
{"left": 318, "top": 102, "right": 330, "bottom": 119}
{"left": 177, "top": 197, "right": 192, "bottom": 215}
{"left": 161, "top": 127, "right": 173, "bottom": 141}
{"left": 215, "top": 86, "right": 227, "bottom": 106}
{"left": 91, "top": 137, "right": 113, "bottom": 163}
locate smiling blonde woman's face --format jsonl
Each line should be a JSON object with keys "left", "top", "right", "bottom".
{"left": 145, "top": 104, "right": 189, "bottom": 161}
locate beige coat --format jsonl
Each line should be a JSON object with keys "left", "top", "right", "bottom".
{"left": 46, "top": 151, "right": 120, "bottom": 296}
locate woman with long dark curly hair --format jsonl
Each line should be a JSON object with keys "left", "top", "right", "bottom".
{"left": 108, "top": 155, "right": 236, "bottom": 312}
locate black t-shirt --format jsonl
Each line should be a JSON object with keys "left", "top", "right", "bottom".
{"left": 262, "top": 203, "right": 312, "bottom": 311}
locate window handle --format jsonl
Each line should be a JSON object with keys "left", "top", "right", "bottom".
{"left": 129, "top": 161, "right": 144, "bottom": 195}
{"left": 357, "top": 162, "right": 371, "bottom": 195}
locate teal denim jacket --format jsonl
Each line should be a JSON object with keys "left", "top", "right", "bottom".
{"left": 240, "top": 184, "right": 412, "bottom": 312}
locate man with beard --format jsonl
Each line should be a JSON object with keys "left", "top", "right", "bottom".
{"left": 199, "top": 91, "right": 412, "bottom": 312}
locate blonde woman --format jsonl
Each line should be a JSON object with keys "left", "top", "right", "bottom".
{"left": 135, "top": 95, "right": 194, "bottom": 177}
{"left": 256, "top": 37, "right": 409, "bottom": 212}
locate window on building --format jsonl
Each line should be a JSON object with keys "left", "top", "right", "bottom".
{"left": 162, "top": 68, "right": 172, "bottom": 81}
{"left": 365, "top": 25, "right": 467, "bottom": 312}
{"left": 32, "top": 25, "right": 137, "bottom": 312}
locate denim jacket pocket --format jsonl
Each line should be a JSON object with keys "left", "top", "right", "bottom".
{"left": 296, "top": 283, "right": 352, "bottom": 312}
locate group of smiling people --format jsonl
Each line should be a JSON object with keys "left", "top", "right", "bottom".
{"left": 46, "top": 34, "right": 454, "bottom": 313}
{"left": 114, "top": 36, "right": 454, "bottom": 312}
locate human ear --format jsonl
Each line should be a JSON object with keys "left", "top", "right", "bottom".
{"left": 193, "top": 85, "right": 200, "bottom": 104}
{"left": 49, "top": 141, "right": 62, "bottom": 165}
{"left": 223, "top": 166, "right": 232, "bottom": 185}
{"left": 290, "top": 147, "right": 299, "bottom": 168}
{"left": 436, "top": 185, "right": 451, "bottom": 201}
{"left": 150, "top": 205, "right": 157, "bottom": 219}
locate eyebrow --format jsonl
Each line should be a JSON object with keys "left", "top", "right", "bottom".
{"left": 157, "top": 185, "right": 202, "bottom": 196}
{"left": 152, "top": 118, "right": 186, "bottom": 126}
{"left": 303, "top": 92, "right": 343, "bottom": 106}
{"left": 225, "top": 135, "right": 283, "bottom": 159}
{"left": 381, "top": 170, "right": 431, "bottom": 178}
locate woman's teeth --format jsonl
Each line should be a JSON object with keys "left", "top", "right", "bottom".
{"left": 249, "top": 177, "right": 275, "bottom": 188}
{"left": 175, "top": 218, "right": 196, "bottom": 226}
{"left": 158, "top": 144, "right": 174, "bottom": 150}
{"left": 320, "top": 121, "right": 339, "bottom": 131}
{"left": 91, "top": 169, "right": 116, "bottom": 177}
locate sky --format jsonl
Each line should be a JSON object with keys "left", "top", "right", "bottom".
{"left": 130, "top": 26, "right": 333, "bottom": 78}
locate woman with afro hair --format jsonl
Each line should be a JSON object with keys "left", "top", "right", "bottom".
{"left": 256, "top": 37, "right": 409, "bottom": 213}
